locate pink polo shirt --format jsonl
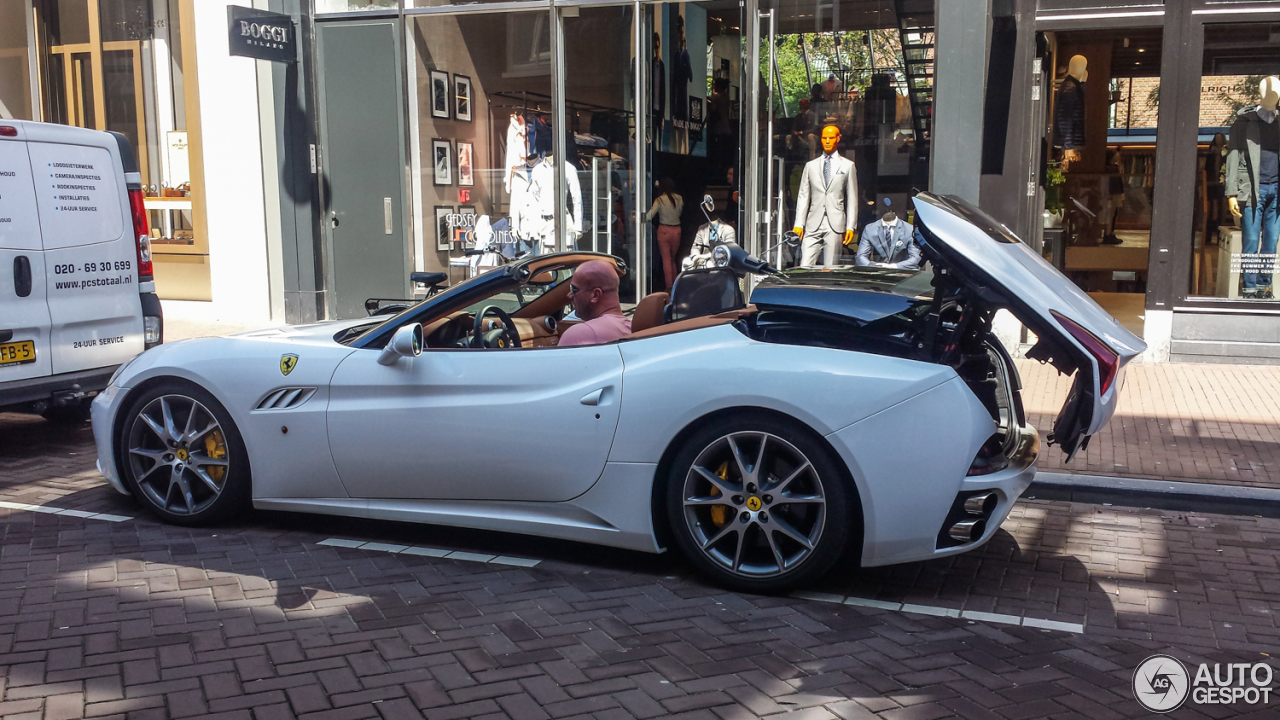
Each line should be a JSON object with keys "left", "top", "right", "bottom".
{"left": 558, "top": 313, "right": 632, "bottom": 347}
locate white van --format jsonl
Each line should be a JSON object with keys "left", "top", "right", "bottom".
{"left": 0, "top": 120, "right": 162, "bottom": 421}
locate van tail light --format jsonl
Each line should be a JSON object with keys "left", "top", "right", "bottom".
{"left": 0, "top": 126, "right": 16, "bottom": 137}
{"left": 1051, "top": 311, "right": 1119, "bottom": 394}
{"left": 127, "top": 188, "right": 153, "bottom": 281}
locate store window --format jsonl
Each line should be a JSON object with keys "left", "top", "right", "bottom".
{"left": 0, "top": 2, "right": 35, "bottom": 120}
{"left": 756, "top": 0, "right": 931, "bottom": 271}
{"left": 316, "top": 0, "right": 398, "bottom": 13}
{"left": 562, "top": 6, "right": 637, "bottom": 298}
{"left": 407, "top": 10, "right": 556, "bottom": 283}
{"left": 1190, "top": 23, "right": 1280, "bottom": 302}
{"left": 1043, "top": 28, "right": 1161, "bottom": 338}
{"left": 34, "top": 0, "right": 201, "bottom": 298}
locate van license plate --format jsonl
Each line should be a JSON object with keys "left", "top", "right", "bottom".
{"left": 0, "top": 341, "right": 37, "bottom": 367}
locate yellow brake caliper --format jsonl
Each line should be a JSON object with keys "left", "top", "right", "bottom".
{"left": 710, "top": 461, "right": 730, "bottom": 526}
{"left": 204, "top": 430, "right": 228, "bottom": 483}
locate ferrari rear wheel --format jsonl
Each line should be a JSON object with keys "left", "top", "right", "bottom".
{"left": 119, "top": 381, "right": 250, "bottom": 526}
{"left": 667, "top": 414, "right": 854, "bottom": 594}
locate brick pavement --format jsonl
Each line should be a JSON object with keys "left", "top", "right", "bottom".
{"left": 3, "top": 415, "right": 1280, "bottom": 719}
{"left": 1018, "top": 359, "right": 1280, "bottom": 490}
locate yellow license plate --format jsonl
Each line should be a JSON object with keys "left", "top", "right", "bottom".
{"left": 0, "top": 340, "right": 37, "bottom": 367}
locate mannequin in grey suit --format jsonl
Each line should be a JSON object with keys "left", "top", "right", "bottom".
{"left": 792, "top": 125, "right": 859, "bottom": 266}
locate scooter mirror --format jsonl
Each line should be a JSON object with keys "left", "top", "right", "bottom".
{"left": 782, "top": 230, "right": 801, "bottom": 247}
{"left": 702, "top": 194, "right": 715, "bottom": 213}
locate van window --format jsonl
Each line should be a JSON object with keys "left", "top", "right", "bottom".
{"left": 26, "top": 142, "right": 124, "bottom": 249}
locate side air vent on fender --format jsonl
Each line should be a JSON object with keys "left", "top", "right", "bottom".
{"left": 255, "top": 387, "right": 317, "bottom": 411}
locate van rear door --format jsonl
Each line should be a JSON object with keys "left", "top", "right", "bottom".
{"left": 0, "top": 125, "right": 53, "bottom": 385}
{"left": 24, "top": 123, "right": 144, "bottom": 375}
{"left": 912, "top": 192, "right": 1146, "bottom": 460}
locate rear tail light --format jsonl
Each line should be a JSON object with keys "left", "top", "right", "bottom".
{"left": 143, "top": 316, "right": 162, "bottom": 347}
{"left": 127, "top": 188, "right": 154, "bottom": 281}
{"left": 0, "top": 126, "right": 16, "bottom": 137}
{"left": 1051, "top": 311, "right": 1119, "bottom": 394}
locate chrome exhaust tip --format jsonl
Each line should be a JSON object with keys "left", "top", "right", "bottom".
{"left": 963, "top": 492, "right": 998, "bottom": 517}
{"left": 948, "top": 518, "right": 986, "bottom": 544}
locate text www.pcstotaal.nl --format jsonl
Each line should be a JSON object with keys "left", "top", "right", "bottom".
{"left": 54, "top": 275, "right": 133, "bottom": 291}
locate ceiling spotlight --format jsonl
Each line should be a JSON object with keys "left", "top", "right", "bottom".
{"left": 1138, "top": 48, "right": 1145, "bottom": 53}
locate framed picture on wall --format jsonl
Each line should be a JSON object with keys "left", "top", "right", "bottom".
{"left": 435, "top": 206, "right": 453, "bottom": 251}
{"left": 454, "top": 205, "right": 476, "bottom": 246}
{"left": 430, "top": 70, "right": 450, "bottom": 119}
{"left": 457, "top": 141, "right": 475, "bottom": 186}
{"left": 432, "top": 138, "right": 452, "bottom": 186}
{"left": 454, "top": 74, "right": 472, "bottom": 122}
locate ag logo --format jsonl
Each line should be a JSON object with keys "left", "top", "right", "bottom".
{"left": 280, "top": 354, "right": 299, "bottom": 376}
{"left": 1134, "top": 654, "right": 1190, "bottom": 713}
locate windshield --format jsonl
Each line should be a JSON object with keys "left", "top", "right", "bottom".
{"left": 461, "top": 266, "right": 575, "bottom": 316}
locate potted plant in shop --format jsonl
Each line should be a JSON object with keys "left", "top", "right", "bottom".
{"left": 1043, "top": 161, "right": 1066, "bottom": 228}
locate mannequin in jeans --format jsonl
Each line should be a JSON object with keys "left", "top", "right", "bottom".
{"left": 1228, "top": 76, "right": 1280, "bottom": 298}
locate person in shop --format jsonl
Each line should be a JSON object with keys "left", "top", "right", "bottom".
{"left": 1099, "top": 149, "right": 1125, "bottom": 245}
{"left": 824, "top": 74, "right": 842, "bottom": 101}
{"left": 559, "top": 260, "right": 632, "bottom": 347}
{"left": 724, "top": 166, "right": 739, "bottom": 230}
{"left": 646, "top": 177, "right": 685, "bottom": 289}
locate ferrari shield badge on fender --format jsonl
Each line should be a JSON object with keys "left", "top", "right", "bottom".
{"left": 280, "top": 354, "right": 299, "bottom": 376}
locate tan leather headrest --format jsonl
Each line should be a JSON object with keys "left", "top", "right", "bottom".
{"left": 630, "top": 292, "right": 670, "bottom": 333}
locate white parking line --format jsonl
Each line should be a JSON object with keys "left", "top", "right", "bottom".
{"left": 316, "top": 537, "right": 541, "bottom": 568}
{"left": 0, "top": 500, "right": 132, "bottom": 523}
{"left": 791, "top": 590, "right": 1085, "bottom": 634}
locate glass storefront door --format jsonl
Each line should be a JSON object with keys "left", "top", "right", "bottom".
{"left": 749, "top": 0, "right": 932, "bottom": 270}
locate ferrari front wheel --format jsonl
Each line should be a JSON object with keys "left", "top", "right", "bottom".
{"left": 667, "top": 414, "right": 854, "bottom": 593}
{"left": 118, "top": 381, "right": 250, "bottom": 526}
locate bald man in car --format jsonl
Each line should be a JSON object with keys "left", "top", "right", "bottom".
{"left": 558, "top": 260, "right": 632, "bottom": 347}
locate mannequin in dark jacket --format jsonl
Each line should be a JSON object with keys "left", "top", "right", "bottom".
{"left": 856, "top": 208, "right": 920, "bottom": 270}
{"left": 1054, "top": 55, "right": 1088, "bottom": 152}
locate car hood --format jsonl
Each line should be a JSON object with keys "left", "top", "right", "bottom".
{"left": 235, "top": 318, "right": 380, "bottom": 344}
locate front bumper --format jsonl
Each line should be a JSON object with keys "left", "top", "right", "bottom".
{"left": 91, "top": 383, "right": 130, "bottom": 495}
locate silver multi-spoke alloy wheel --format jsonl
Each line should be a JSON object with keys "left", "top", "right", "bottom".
{"left": 681, "top": 431, "right": 827, "bottom": 579}
{"left": 126, "top": 394, "right": 231, "bottom": 516}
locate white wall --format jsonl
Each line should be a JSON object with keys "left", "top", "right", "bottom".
{"left": 192, "top": 0, "right": 272, "bottom": 323}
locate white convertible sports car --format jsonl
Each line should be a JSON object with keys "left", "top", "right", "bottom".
{"left": 91, "top": 193, "right": 1143, "bottom": 592}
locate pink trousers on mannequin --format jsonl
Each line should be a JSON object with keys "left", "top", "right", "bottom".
{"left": 657, "top": 224, "right": 681, "bottom": 289}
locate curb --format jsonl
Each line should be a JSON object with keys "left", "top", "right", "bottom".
{"left": 1027, "top": 472, "right": 1280, "bottom": 518}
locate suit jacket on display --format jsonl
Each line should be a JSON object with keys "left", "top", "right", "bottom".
{"left": 1053, "top": 75, "right": 1086, "bottom": 150}
{"left": 793, "top": 151, "right": 858, "bottom": 234}
{"left": 856, "top": 219, "right": 920, "bottom": 270}
{"left": 1227, "top": 107, "right": 1274, "bottom": 206}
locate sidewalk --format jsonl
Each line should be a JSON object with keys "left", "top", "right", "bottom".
{"left": 1018, "top": 358, "right": 1280, "bottom": 490}
{"left": 161, "top": 300, "right": 282, "bottom": 341}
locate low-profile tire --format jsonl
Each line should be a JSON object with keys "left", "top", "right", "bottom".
{"left": 116, "top": 380, "right": 250, "bottom": 526}
{"left": 666, "top": 413, "right": 855, "bottom": 594}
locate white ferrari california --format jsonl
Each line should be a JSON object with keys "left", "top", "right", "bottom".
{"left": 91, "top": 193, "right": 1143, "bottom": 592}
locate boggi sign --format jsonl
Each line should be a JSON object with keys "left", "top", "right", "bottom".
{"left": 227, "top": 6, "right": 295, "bottom": 64}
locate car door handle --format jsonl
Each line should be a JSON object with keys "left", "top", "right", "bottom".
{"left": 579, "top": 388, "right": 605, "bottom": 406}
{"left": 13, "top": 256, "right": 32, "bottom": 298}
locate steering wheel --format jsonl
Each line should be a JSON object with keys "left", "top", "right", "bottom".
{"left": 470, "top": 305, "right": 522, "bottom": 349}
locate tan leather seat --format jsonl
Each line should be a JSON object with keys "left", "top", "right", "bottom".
{"left": 630, "top": 292, "right": 670, "bottom": 333}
